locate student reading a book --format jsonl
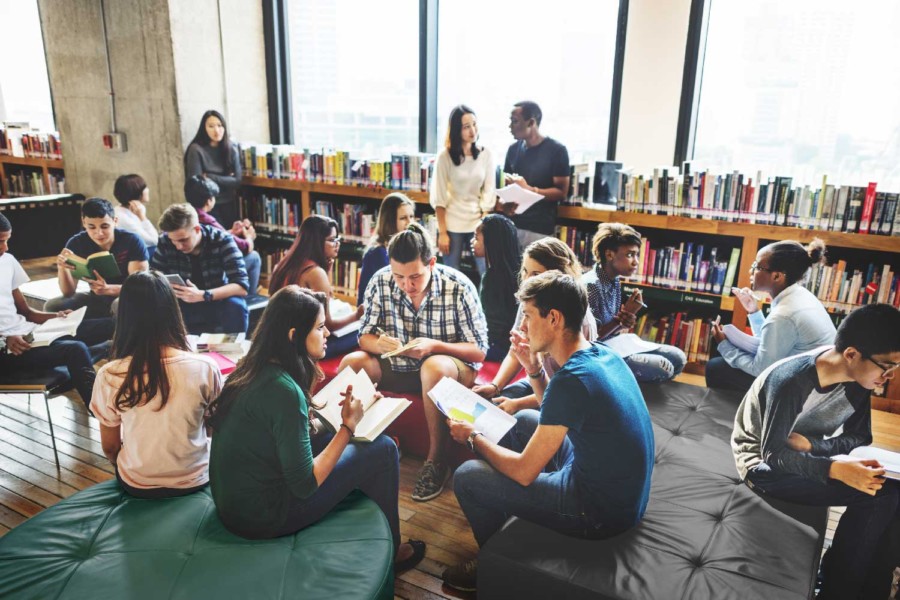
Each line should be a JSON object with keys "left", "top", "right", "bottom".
{"left": 47, "top": 197, "right": 149, "bottom": 319}
{"left": 583, "top": 223, "right": 686, "bottom": 382}
{"left": 207, "top": 286, "right": 426, "bottom": 571}
{"left": 708, "top": 238, "right": 836, "bottom": 394}
{"left": 500, "top": 101, "right": 570, "bottom": 250}
{"left": 473, "top": 237, "right": 598, "bottom": 414}
{"left": 340, "top": 222, "right": 488, "bottom": 502}
{"left": 732, "top": 304, "right": 900, "bottom": 600}
{"left": 269, "top": 215, "right": 364, "bottom": 358}
{"left": 90, "top": 271, "right": 221, "bottom": 498}
{"left": 184, "top": 109, "right": 242, "bottom": 226}
{"left": 430, "top": 104, "right": 495, "bottom": 273}
{"left": 151, "top": 203, "right": 249, "bottom": 334}
{"left": 112, "top": 174, "right": 158, "bottom": 254}
{"left": 184, "top": 175, "right": 261, "bottom": 295}
{"left": 471, "top": 214, "right": 520, "bottom": 361}
{"left": 357, "top": 193, "right": 416, "bottom": 305}
{"left": 442, "top": 271, "right": 654, "bottom": 591}
{"left": 0, "top": 212, "right": 114, "bottom": 410}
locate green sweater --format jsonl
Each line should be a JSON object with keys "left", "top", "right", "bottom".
{"left": 210, "top": 364, "right": 318, "bottom": 537}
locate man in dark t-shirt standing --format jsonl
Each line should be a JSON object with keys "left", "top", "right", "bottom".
{"left": 501, "top": 101, "right": 570, "bottom": 249}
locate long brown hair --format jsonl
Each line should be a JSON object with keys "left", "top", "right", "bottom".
{"left": 368, "top": 193, "right": 415, "bottom": 249}
{"left": 270, "top": 215, "right": 338, "bottom": 293}
{"left": 110, "top": 271, "right": 190, "bottom": 411}
{"left": 523, "top": 237, "right": 583, "bottom": 280}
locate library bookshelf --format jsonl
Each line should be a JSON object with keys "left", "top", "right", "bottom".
{"left": 0, "top": 155, "right": 65, "bottom": 199}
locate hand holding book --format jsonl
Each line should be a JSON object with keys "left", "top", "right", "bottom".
{"left": 339, "top": 385, "right": 365, "bottom": 435}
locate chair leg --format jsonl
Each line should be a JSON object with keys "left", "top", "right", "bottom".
{"left": 43, "top": 391, "right": 60, "bottom": 471}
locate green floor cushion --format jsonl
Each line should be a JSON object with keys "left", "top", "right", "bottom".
{"left": 0, "top": 480, "right": 394, "bottom": 600}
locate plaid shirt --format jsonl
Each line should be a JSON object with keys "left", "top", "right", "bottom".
{"left": 583, "top": 262, "right": 622, "bottom": 335}
{"left": 360, "top": 263, "right": 488, "bottom": 372}
{"left": 151, "top": 225, "right": 249, "bottom": 292}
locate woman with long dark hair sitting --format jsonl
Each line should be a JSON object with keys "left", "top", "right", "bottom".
{"left": 471, "top": 214, "right": 520, "bottom": 361}
{"left": 357, "top": 193, "right": 416, "bottom": 305}
{"left": 269, "top": 215, "right": 364, "bottom": 357}
{"left": 207, "top": 286, "right": 425, "bottom": 571}
{"left": 90, "top": 271, "right": 222, "bottom": 498}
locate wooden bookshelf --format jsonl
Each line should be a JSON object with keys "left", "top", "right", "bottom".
{"left": 0, "top": 155, "right": 65, "bottom": 199}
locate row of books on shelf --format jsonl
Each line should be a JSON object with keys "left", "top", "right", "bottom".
{"left": 616, "top": 165, "right": 900, "bottom": 235}
{"left": 5, "top": 172, "right": 65, "bottom": 197}
{"left": 314, "top": 201, "right": 376, "bottom": 243}
{"left": 332, "top": 258, "right": 360, "bottom": 298}
{"left": 238, "top": 143, "right": 434, "bottom": 191}
{"left": 0, "top": 126, "right": 62, "bottom": 159}
{"left": 804, "top": 261, "right": 900, "bottom": 312}
{"left": 238, "top": 194, "right": 302, "bottom": 234}
{"left": 633, "top": 312, "right": 713, "bottom": 364}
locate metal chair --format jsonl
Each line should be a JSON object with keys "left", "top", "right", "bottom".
{"left": 0, "top": 366, "right": 71, "bottom": 470}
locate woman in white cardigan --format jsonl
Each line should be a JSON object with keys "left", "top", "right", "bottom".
{"left": 113, "top": 174, "right": 158, "bottom": 254}
{"left": 430, "top": 105, "right": 495, "bottom": 274}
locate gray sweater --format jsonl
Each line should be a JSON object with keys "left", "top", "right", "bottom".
{"left": 185, "top": 143, "right": 242, "bottom": 205}
{"left": 732, "top": 347, "right": 872, "bottom": 483}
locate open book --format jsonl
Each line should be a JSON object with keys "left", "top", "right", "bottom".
{"left": 832, "top": 446, "right": 900, "bottom": 480}
{"left": 28, "top": 306, "right": 87, "bottom": 348}
{"left": 496, "top": 184, "right": 544, "bottom": 214}
{"left": 381, "top": 338, "right": 422, "bottom": 359}
{"left": 311, "top": 367, "right": 411, "bottom": 442}
{"left": 723, "top": 324, "right": 760, "bottom": 354}
{"left": 426, "top": 377, "right": 516, "bottom": 444}
{"left": 65, "top": 251, "right": 120, "bottom": 280}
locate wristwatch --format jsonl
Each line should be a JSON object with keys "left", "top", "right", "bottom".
{"left": 203, "top": 290, "right": 213, "bottom": 302}
{"left": 467, "top": 430, "right": 483, "bottom": 452}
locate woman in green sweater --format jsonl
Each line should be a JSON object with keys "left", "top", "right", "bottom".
{"left": 207, "top": 285, "right": 424, "bottom": 571}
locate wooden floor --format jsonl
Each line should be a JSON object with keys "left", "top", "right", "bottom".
{"left": 3, "top": 258, "right": 900, "bottom": 599}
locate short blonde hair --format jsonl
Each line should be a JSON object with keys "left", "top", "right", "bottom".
{"left": 158, "top": 203, "right": 198, "bottom": 232}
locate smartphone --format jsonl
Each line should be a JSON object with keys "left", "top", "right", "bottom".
{"left": 164, "top": 273, "right": 186, "bottom": 287}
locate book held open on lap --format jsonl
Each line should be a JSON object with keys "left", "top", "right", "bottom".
{"left": 832, "top": 446, "right": 900, "bottom": 480}
{"left": 65, "top": 251, "right": 120, "bottom": 280}
{"left": 27, "top": 306, "right": 87, "bottom": 347}
{"left": 311, "top": 367, "right": 411, "bottom": 442}
{"left": 426, "top": 377, "right": 516, "bottom": 444}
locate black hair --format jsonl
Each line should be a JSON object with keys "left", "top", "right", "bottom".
{"left": 446, "top": 104, "right": 481, "bottom": 166}
{"left": 388, "top": 222, "right": 434, "bottom": 264}
{"left": 269, "top": 215, "right": 339, "bottom": 293}
{"left": 479, "top": 215, "right": 520, "bottom": 321}
{"left": 0, "top": 212, "right": 10, "bottom": 232}
{"left": 206, "top": 286, "right": 327, "bottom": 428}
{"left": 834, "top": 304, "right": 900, "bottom": 356}
{"left": 514, "top": 100, "right": 543, "bottom": 127}
{"left": 185, "top": 109, "right": 236, "bottom": 172}
{"left": 591, "top": 222, "right": 642, "bottom": 265}
{"left": 761, "top": 238, "right": 827, "bottom": 286}
{"left": 110, "top": 271, "right": 190, "bottom": 412}
{"left": 113, "top": 174, "right": 147, "bottom": 206}
{"left": 184, "top": 175, "right": 220, "bottom": 209}
{"left": 516, "top": 271, "right": 587, "bottom": 335}
{"left": 81, "top": 197, "right": 116, "bottom": 219}
{"left": 370, "top": 193, "right": 416, "bottom": 249}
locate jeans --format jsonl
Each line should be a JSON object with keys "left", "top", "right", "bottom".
{"left": 624, "top": 344, "right": 686, "bottom": 382}
{"left": 115, "top": 468, "right": 207, "bottom": 499}
{"left": 705, "top": 356, "right": 757, "bottom": 394}
{"left": 500, "top": 379, "right": 532, "bottom": 399}
{"left": 454, "top": 409, "right": 620, "bottom": 547}
{"left": 485, "top": 338, "right": 511, "bottom": 362}
{"left": 244, "top": 251, "right": 261, "bottom": 295}
{"left": 324, "top": 331, "right": 359, "bottom": 358}
{"left": 45, "top": 292, "right": 118, "bottom": 319}
{"left": 179, "top": 296, "right": 249, "bottom": 334}
{"left": 746, "top": 464, "right": 900, "bottom": 600}
{"left": 275, "top": 433, "right": 402, "bottom": 552}
{"left": 444, "top": 231, "right": 485, "bottom": 275}
{"left": 0, "top": 318, "right": 114, "bottom": 408}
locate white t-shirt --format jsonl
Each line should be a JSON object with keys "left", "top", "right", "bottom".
{"left": 429, "top": 147, "right": 497, "bottom": 233}
{"left": 0, "top": 253, "right": 36, "bottom": 336}
{"left": 114, "top": 205, "right": 159, "bottom": 247}
{"left": 90, "top": 351, "right": 222, "bottom": 489}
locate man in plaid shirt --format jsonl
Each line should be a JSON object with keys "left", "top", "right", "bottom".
{"left": 340, "top": 222, "right": 488, "bottom": 502}
{"left": 151, "top": 204, "right": 249, "bottom": 334}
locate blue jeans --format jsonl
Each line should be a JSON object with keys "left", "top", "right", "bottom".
{"left": 45, "top": 292, "right": 117, "bottom": 319}
{"left": 244, "top": 251, "right": 261, "bottom": 295}
{"left": 454, "top": 409, "right": 619, "bottom": 547}
{"left": 624, "top": 344, "right": 686, "bottom": 382}
{"left": 500, "top": 379, "right": 532, "bottom": 399}
{"left": 485, "top": 338, "right": 511, "bottom": 362}
{"left": 324, "top": 331, "right": 359, "bottom": 358}
{"left": 746, "top": 464, "right": 900, "bottom": 600}
{"left": 179, "top": 296, "right": 249, "bottom": 334}
{"left": 275, "top": 433, "right": 402, "bottom": 552}
{"left": 445, "top": 231, "right": 485, "bottom": 275}
{"left": 705, "top": 356, "right": 757, "bottom": 394}
{"left": 0, "top": 318, "right": 114, "bottom": 408}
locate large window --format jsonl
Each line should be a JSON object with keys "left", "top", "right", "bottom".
{"left": 691, "top": 0, "right": 900, "bottom": 187}
{"left": 437, "top": 0, "right": 620, "bottom": 163}
{"left": 0, "top": 0, "right": 54, "bottom": 131}
{"left": 285, "top": 0, "right": 419, "bottom": 154}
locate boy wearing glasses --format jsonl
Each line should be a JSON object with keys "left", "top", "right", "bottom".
{"left": 732, "top": 303, "right": 900, "bottom": 600}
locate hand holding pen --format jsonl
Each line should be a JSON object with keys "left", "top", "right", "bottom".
{"left": 373, "top": 326, "right": 402, "bottom": 354}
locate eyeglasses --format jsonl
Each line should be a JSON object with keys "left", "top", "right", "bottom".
{"left": 749, "top": 261, "right": 773, "bottom": 274}
{"left": 326, "top": 236, "right": 342, "bottom": 246}
{"left": 863, "top": 355, "right": 900, "bottom": 377}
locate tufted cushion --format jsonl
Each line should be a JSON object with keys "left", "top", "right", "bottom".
{"left": 477, "top": 381, "right": 828, "bottom": 600}
{"left": 0, "top": 481, "right": 394, "bottom": 600}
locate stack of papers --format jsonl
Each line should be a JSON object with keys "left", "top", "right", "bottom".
{"left": 496, "top": 185, "right": 544, "bottom": 214}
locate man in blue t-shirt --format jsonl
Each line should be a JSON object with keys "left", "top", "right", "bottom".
{"left": 47, "top": 197, "right": 149, "bottom": 319}
{"left": 442, "top": 271, "right": 654, "bottom": 592}
{"left": 500, "top": 101, "right": 571, "bottom": 249}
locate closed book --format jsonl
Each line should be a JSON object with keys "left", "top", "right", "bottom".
{"left": 857, "top": 182, "right": 878, "bottom": 234}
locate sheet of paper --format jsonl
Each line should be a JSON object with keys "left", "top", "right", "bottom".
{"left": 496, "top": 184, "right": 545, "bottom": 215}
{"left": 723, "top": 324, "right": 760, "bottom": 354}
{"left": 427, "top": 377, "right": 516, "bottom": 444}
{"left": 602, "top": 333, "right": 661, "bottom": 358}
{"left": 331, "top": 320, "right": 361, "bottom": 338}
{"left": 30, "top": 306, "right": 87, "bottom": 347}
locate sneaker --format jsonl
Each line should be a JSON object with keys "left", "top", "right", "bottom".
{"left": 411, "top": 460, "right": 449, "bottom": 502}
{"left": 442, "top": 559, "right": 477, "bottom": 592}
